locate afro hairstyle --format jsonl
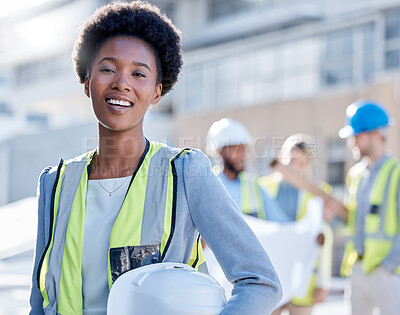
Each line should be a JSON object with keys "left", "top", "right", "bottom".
{"left": 72, "top": 1, "right": 182, "bottom": 96}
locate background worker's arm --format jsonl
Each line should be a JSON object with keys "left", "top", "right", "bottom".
{"left": 270, "top": 159, "right": 348, "bottom": 221}
{"left": 181, "top": 151, "right": 282, "bottom": 315}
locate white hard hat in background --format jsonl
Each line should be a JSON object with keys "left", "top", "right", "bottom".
{"left": 280, "top": 133, "right": 315, "bottom": 165}
{"left": 107, "top": 263, "right": 227, "bottom": 315}
{"left": 206, "top": 118, "right": 252, "bottom": 156}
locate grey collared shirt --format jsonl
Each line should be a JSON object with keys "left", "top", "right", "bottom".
{"left": 355, "top": 154, "right": 400, "bottom": 272}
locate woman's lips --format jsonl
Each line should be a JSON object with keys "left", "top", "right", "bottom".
{"left": 105, "top": 97, "right": 133, "bottom": 107}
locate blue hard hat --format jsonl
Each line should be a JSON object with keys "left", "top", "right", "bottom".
{"left": 338, "top": 100, "right": 394, "bottom": 138}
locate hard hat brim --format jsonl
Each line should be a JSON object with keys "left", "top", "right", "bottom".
{"left": 338, "top": 125, "right": 354, "bottom": 138}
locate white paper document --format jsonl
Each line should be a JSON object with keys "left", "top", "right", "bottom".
{"left": 204, "top": 197, "right": 324, "bottom": 306}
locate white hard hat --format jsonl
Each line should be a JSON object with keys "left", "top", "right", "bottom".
{"left": 107, "top": 262, "right": 226, "bottom": 315}
{"left": 206, "top": 118, "right": 252, "bottom": 156}
{"left": 280, "top": 133, "right": 315, "bottom": 165}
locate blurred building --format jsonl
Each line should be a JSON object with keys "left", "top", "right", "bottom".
{"left": 164, "top": 0, "right": 400, "bottom": 196}
{"left": 1, "top": 0, "right": 400, "bottom": 203}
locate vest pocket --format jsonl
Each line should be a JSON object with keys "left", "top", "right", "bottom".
{"left": 110, "top": 244, "right": 161, "bottom": 283}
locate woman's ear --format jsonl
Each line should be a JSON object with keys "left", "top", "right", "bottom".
{"left": 150, "top": 83, "right": 162, "bottom": 105}
{"left": 84, "top": 77, "right": 90, "bottom": 98}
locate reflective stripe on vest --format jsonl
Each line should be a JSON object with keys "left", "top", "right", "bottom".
{"left": 37, "top": 141, "right": 203, "bottom": 314}
{"left": 259, "top": 174, "right": 314, "bottom": 220}
{"left": 258, "top": 173, "right": 280, "bottom": 199}
{"left": 296, "top": 191, "right": 313, "bottom": 220}
{"left": 341, "top": 158, "right": 400, "bottom": 276}
{"left": 239, "top": 172, "right": 265, "bottom": 219}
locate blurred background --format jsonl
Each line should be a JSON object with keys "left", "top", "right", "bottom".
{"left": 1, "top": 0, "right": 400, "bottom": 313}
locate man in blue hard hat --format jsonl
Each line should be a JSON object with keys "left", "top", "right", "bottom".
{"left": 339, "top": 100, "right": 400, "bottom": 315}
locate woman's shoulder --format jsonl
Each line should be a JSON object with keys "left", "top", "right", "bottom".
{"left": 160, "top": 144, "right": 210, "bottom": 167}
{"left": 38, "top": 163, "right": 60, "bottom": 188}
{"left": 151, "top": 141, "right": 207, "bottom": 163}
{"left": 38, "top": 151, "right": 91, "bottom": 189}
{"left": 153, "top": 142, "right": 212, "bottom": 178}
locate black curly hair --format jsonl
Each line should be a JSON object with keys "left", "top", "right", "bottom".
{"left": 72, "top": 1, "right": 182, "bottom": 96}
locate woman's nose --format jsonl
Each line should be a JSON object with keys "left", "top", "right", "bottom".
{"left": 111, "top": 71, "right": 131, "bottom": 91}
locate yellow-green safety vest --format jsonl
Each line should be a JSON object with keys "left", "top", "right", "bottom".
{"left": 259, "top": 173, "right": 319, "bottom": 220}
{"left": 238, "top": 172, "right": 265, "bottom": 219}
{"left": 341, "top": 157, "right": 400, "bottom": 277}
{"left": 37, "top": 141, "right": 205, "bottom": 315}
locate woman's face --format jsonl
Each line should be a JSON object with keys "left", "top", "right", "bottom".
{"left": 84, "top": 36, "right": 162, "bottom": 132}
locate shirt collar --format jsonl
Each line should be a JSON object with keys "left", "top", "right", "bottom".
{"left": 369, "top": 154, "right": 391, "bottom": 173}
{"left": 219, "top": 171, "right": 240, "bottom": 183}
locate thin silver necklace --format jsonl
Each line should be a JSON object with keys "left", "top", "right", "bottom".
{"left": 97, "top": 177, "right": 129, "bottom": 197}
{"left": 94, "top": 154, "right": 132, "bottom": 196}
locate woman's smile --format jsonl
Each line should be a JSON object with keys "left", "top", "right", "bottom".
{"left": 104, "top": 95, "right": 134, "bottom": 115}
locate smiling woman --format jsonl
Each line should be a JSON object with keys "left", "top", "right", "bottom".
{"left": 28, "top": 2, "right": 283, "bottom": 315}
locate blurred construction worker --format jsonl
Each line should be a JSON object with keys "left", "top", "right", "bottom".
{"left": 339, "top": 100, "right": 400, "bottom": 315}
{"left": 259, "top": 134, "right": 334, "bottom": 315}
{"left": 206, "top": 118, "right": 289, "bottom": 222}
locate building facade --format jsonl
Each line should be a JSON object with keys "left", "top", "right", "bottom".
{"left": 1, "top": 0, "right": 400, "bottom": 203}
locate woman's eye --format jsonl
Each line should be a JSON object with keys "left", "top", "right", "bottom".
{"left": 133, "top": 72, "right": 146, "bottom": 78}
{"left": 100, "top": 68, "right": 115, "bottom": 73}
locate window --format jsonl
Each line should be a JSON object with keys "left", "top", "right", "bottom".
{"left": 207, "top": 0, "right": 251, "bottom": 21}
{"left": 207, "top": 0, "right": 282, "bottom": 20}
{"left": 15, "top": 52, "right": 70, "bottom": 86}
{"left": 321, "top": 29, "right": 353, "bottom": 86}
{"left": 384, "top": 8, "right": 400, "bottom": 70}
{"left": 280, "top": 39, "right": 319, "bottom": 100}
{"left": 27, "top": 113, "right": 48, "bottom": 127}
{"left": 327, "top": 139, "right": 346, "bottom": 187}
{"left": 155, "top": 2, "right": 175, "bottom": 21}
{"left": 0, "top": 103, "right": 13, "bottom": 116}
{"left": 0, "top": 75, "right": 10, "bottom": 92}
{"left": 215, "top": 56, "right": 239, "bottom": 109}
{"left": 321, "top": 24, "right": 376, "bottom": 87}
{"left": 180, "top": 38, "right": 320, "bottom": 113}
{"left": 362, "top": 24, "right": 375, "bottom": 81}
{"left": 184, "top": 64, "right": 204, "bottom": 112}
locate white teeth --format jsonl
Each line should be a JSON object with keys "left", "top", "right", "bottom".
{"left": 107, "top": 98, "right": 131, "bottom": 107}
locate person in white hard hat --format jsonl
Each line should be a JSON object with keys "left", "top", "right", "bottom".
{"left": 207, "top": 118, "right": 289, "bottom": 222}
{"left": 28, "top": 3, "right": 283, "bottom": 315}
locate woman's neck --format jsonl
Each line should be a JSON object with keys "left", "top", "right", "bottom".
{"left": 89, "top": 125, "right": 147, "bottom": 179}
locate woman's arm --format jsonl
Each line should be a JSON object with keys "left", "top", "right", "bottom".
{"left": 29, "top": 167, "right": 55, "bottom": 315}
{"left": 182, "top": 150, "right": 282, "bottom": 315}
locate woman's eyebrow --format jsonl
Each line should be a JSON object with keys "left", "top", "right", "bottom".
{"left": 97, "top": 57, "right": 151, "bottom": 72}
{"left": 97, "top": 57, "right": 117, "bottom": 65}
{"left": 132, "top": 61, "right": 151, "bottom": 72}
